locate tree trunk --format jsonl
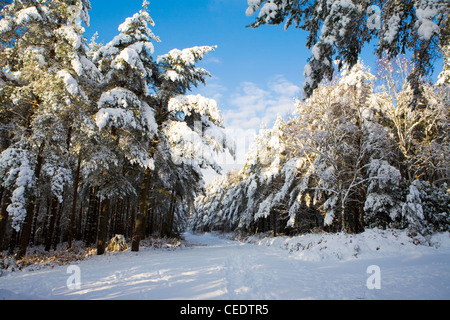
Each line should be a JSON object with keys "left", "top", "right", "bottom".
{"left": 272, "top": 211, "right": 277, "bottom": 237}
{"left": 111, "top": 199, "right": 121, "bottom": 235}
{"left": 97, "top": 198, "right": 110, "bottom": 255}
{"left": 29, "top": 198, "right": 41, "bottom": 246}
{"left": 67, "top": 153, "right": 81, "bottom": 249}
{"left": 52, "top": 199, "right": 64, "bottom": 251}
{"left": 84, "top": 187, "right": 99, "bottom": 246}
{"left": 161, "top": 189, "right": 176, "bottom": 238}
{"left": 17, "top": 150, "right": 44, "bottom": 259}
{"left": 42, "top": 196, "right": 51, "bottom": 246}
{"left": 8, "top": 227, "right": 17, "bottom": 255}
{"left": 341, "top": 203, "right": 348, "bottom": 233}
{"left": 45, "top": 196, "right": 59, "bottom": 252}
{"left": 0, "top": 186, "right": 3, "bottom": 211}
{"left": 125, "top": 198, "right": 132, "bottom": 239}
{"left": 131, "top": 170, "right": 152, "bottom": 252}
{"left": 148, "top": 207, "right": 154, "bottom": 236}
{"left": 0, "top": 188, "right": 11, "bottom": 250}
{"left": 167, "top": 190, "right": 176, "bottom": 237}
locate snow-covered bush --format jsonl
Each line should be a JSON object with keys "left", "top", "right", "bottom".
{"left": 402, "top": 180, "right": 450, "bottom": 235}
{"left": 364, "top": 159, "right": 403, "bottom": 229}
{"left": 106, "top": 234, "right": 128, "bottom": 252}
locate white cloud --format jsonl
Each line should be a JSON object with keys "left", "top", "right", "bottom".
{"left": 200, "top": 75, "right": 300, "bottom": 184}
{"left": 204, "top": 57, "right": 222, "bottom": 64}
{"left": 269, "top": 75, "right": 302, "bottom": 96}
{"left": 225, "top": 75, "right": 300, "bottom": 132}
{"left": 198, "top": 82, "right": 227, "bottom": 105}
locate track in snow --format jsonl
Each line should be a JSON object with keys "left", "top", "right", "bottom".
{"left": 0, "top": 232, "right": 449, "bottom": 300}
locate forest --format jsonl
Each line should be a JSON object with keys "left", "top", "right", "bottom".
{"left": 193, "top": 56, "right": 450, "bottom": 237}
{"left": 0, "top": 0, "right": 449, "bottom": 264}
{"left": 0, "top": 0, "right": 235, "bottom": 258}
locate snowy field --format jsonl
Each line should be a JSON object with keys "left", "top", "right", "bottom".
{"left": 0, "top": 230, "right": 449, "bottom": 300}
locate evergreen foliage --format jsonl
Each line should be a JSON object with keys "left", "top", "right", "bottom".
{"left": 0, "top": 0, "right": 233, "bottom": 256}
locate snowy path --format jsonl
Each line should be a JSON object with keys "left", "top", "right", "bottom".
{"left": 1, "top": 232, "right": 449, "bottom": 300}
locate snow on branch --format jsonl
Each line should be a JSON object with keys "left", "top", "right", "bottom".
{"left": 168, "top": 94, "right": 223, "bottom": 126}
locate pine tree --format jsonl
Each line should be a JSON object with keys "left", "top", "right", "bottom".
{"left": 151, "top": 47, "right": 236, "bottom": 240}
{"left": 92, "top": 2, "right": 234, "bottom": 252}
{"left": 92, "top": 2, "right": 161, "bottom": 254}
{"left": 1, "top": 0, "right": 235, "bottom": 257}
{"left": 0, "top": 0, "right": 101, "bottom": 258}
{"left": 364, "top": 159, "right": 403, "bottom": 229}
{"left": 245, "top": 0, "right": 449, "bottom": 104}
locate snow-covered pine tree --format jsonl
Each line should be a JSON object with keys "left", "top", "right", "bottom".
{"left": 1, "top": 3, "right": 53, "bottom": 254}
{"left": 364, "top": 159, "right": 403, "bottom": 228}
{"left": 91, "top": 1, "right": 161, "bottom": 254}
{"left": 245, "top": 0, "right": 449, "bottom": 105}
{"left": 242, "top": 116, "right": 288, "bottom": 234}
{"left": 192, "top": 169, "right": 244, "bottom": 232}
{"left": 91, "top": 2, "right": 234, "bottom": 252}
{"left": 0, "top": 0, "right": 101, "bottom": 257}
{"left": 402, "top": 179, "right": 427, "bottom": 236}
{"left": 93, "top": 0, "right": 159, "bottom": 172}
{"left": 413, "top": 181, "right": 450, "bottom": 233}
{"left": 194, "top": 116, "right": 299, "bottom": 235}
{"left": 155, "top": 46, "right": 236, "bottom": 238}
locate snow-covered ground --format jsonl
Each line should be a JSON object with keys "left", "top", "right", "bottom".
{"left": 0, "top": 230, "right": 449, "bottom": 300}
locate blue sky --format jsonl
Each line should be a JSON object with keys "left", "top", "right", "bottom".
{"left": 87, "top": 0, "right": 310, "bottom": 102}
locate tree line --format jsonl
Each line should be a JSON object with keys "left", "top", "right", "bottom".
{"left": 193, "top": 56, "right": 449, "bottom": 238}
{"left": 0, "top": 0, "right": 234, "bottom": 258}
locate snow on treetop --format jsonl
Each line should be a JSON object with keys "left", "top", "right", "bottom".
{"left": 165, "top": 121, "right": 218, "bottom": 172}
{"left": 56, "top": 25, "right": 83, "bottom": 50}
{"left": 338, "top": 61, "right": 376, "bottom": 89}
{"left": 78, "top": 0, "right": 92, "bottom": 27}
{"left": 157, "top": 46, "right": 216, "bottom": 66}
{"left": 0, "top": 6, "right": 42, "bottom": 34}
{"left": 95, "top": 107, "right": 137, "bottom": 131}
{"left": 156, "top": 46, "right": 215, "bottom": 86}
{"left": 98, "top": 88, "right": 141, "bottom": 110}
{"left": 117, "top": 9, "right": 159, "bottom": 43}
{"left": 96, "top": 88, "right": 158, "bottom": 141}
{"left": 95, "top": 34, "right": 156, "bottom": 64}
{"left": 0, "top": 17, "right": 13, "bottom": 34}
{"left": 331, "top": 0, "right": 358, "bottom": 11}
{"left": 93, "top": 5, "right": 159, "bottom": 65}
{"left": 93, "top": 34, "right": 128, "bottom": 61}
